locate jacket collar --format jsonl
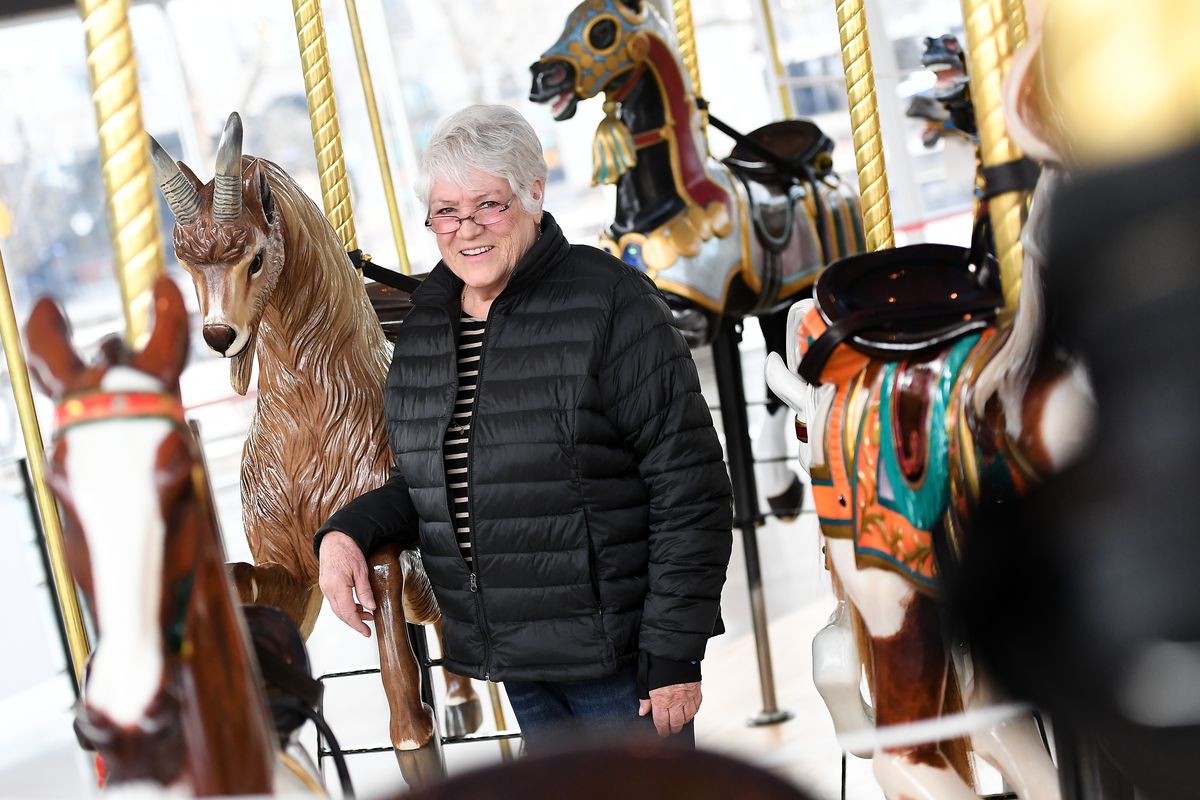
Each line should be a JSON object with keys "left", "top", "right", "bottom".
{"left": 411, "top": 211, "right": 571, "bottom": 311}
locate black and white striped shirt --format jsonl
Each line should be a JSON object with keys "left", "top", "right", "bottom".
{"left": 445, "top": 313, "right": 485, "bottom": 564}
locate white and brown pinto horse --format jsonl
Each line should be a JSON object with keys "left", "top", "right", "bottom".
{"left": 148, "top": 113, "right": 481, "bottom": 783}
{"left": 764, "top": 40, "right": 1094, "bottom": 800}
{"left": 27, "top": 278, "right": 279, "bottom": 794}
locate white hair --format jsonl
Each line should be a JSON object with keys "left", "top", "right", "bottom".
{"left": 417, "top": 105, "right": 549, "bottom": 215}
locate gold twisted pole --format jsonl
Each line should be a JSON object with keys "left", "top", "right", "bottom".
{"left": 292, "top": 0, "right": 358, "bottom": 252}
{"left": 836, "top": 0, "right": 895, "bottom": 251}
{"left": 961, "top": 0, "right": 1026, "bottom": 314}
{"left": 1005, "top": 0, "right": 1029, "bottom": 52}
{"left": 343, "top": 0, "right": 411, "bottom": 274}
{"left": 0, "top": 248, "right": 90, "bottom": 687}
{"left": 759, "top": 0, "right": 794, "bottom": 116}
{"left": 78, "top": 0, "right": 165, "bottom": 346}
{"left": 671, "top": 0, "right": 703, "bottom": 101}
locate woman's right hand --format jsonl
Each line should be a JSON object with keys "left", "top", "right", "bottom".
{"left": 317, "top": 531, "right": 377, "bottom": 637}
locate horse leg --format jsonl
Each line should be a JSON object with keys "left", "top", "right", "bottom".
{"left": 432, "top": 620, "right": 483, "bottom": 737}
{"left": 368, "top": 543, "right": 444, "bottom": 787}
{"left": 756, "top": 307, "right": 803, "bottom": 520}
{"left": 812, "top": 580, "right": 875, "bottom": 758}
{"left": 968, "top": 675, "right": 1061, "bottom": 800}
{"left": 228, "top": 561, "right": 323, "bottom": 638}
{"left": 391, "top": 548, "right": 484, "bottom": 737}
{"left": 828, "top": 539, "right": 976, "bottom": 799}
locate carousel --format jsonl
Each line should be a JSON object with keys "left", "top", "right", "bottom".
{"left": 0, "top": 0, "right": 1196, "bottom": 797}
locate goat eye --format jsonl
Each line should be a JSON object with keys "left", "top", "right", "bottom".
{"left": 248, "top": 252, "right": 263, "bottom": 276}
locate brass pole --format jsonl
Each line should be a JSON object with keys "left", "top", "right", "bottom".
{"left": 78, "top": 0, "right": 165, "bottom": 346}
{"left": 486, "top": 682, "right": 513, "bottom": 761}
{"left": 671, "top": 0, "right": 703, "bottom": 102}
{"left": 759, "top": 0, "right": 794, "bottom": 116}
{"left": 836, "top": 0, "right": 895, "bottom": 251}
{"left": 0, "top": 248, "right": 90, "bottom": 685}
{"left": 961, "top": 0, "right": 1025, "bottom": 314}
{"left": 343, "top": 0, "right": 411, "bottom": 275}
{"left": 292, "top": 0, "right": 358, "bottom": 251}
{"left": 1006, "top": 0, "right": 1029, "bottom": 52}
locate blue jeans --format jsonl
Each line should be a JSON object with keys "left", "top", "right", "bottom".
{"left": 504, "top": 665, "right": 695, "bottom": 754}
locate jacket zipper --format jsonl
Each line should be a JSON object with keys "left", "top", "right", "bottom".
{"left": 466, "top": 310, "right": 494, "bottom": 681}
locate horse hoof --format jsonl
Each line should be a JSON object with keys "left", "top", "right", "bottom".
{"left": 395, "top": 736, "right": 445, "bottom": 789}
{"left": 767, "top": 473, "right": 804, "bottom": 521}
{"left": 443, "top": 697, "right": 484, "bottom": 738}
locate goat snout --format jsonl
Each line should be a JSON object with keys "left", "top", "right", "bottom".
{"left": 202, "top": 324, "right": 237, "bottom": 354}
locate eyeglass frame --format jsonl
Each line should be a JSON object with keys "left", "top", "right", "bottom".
{"left": 424, "top": 195, "right": 517, "bottom": 234}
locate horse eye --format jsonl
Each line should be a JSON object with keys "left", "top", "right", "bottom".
{"left": 588, "top": 19, "right": 617, "bottom": 50}
{"left": 248, "top": 252, "right": 263, "bottom": 276}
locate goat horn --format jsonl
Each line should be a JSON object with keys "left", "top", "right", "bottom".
{"left": 213, "top": 112, "right": 244, "bottom": 223}
{"left": 148, "top": 136, "right": 201, "bottom": 225}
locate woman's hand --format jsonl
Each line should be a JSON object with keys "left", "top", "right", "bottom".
{"left": 639, "top": 681, "right": 703, "bottom": 737}
{"left": 317, "top": 531, "right": 377, "bottom": 637}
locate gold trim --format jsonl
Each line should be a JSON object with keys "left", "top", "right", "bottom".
{"left": 292, "top": 0, "right": 358, "bottom": 251}
{"left": 343, "top": 0, "right": 410, "bottom": 274}
{"left": 487, "top": 681, "right": 514, "bottom": 761}
{"left": 279, "top": 750, "right": 325, "bottom": 794}
{"left": 77, "top": 0, "right": 165, "bottom": 348}
{"left": 0, "top": 247, "right": 90, "bottom": 684}
{"left": 835, "top": 0, "right": 895, "bottom": 252}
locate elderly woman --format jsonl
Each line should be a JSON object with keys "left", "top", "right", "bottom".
{"left": 315, "top": 105, "right": 732, "bottom": 750}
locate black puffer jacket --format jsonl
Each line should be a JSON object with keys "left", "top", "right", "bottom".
{"left": 318, "top": 213, "right": 732, "bottom": 684}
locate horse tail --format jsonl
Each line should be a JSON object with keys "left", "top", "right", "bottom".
{"left": 400, "top": 548, "right": 441, "bottom": 625}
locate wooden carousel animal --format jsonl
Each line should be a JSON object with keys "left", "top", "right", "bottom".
{"left": 148, "top": 113, "right": 478, "bottom": 783}
{"left": 529, "top": 0, "right": 866, "bottom": 515}
{"left": 763, "top": 31, "right": 1093, "bottom": 800}
{"left": 25, "top": 277, "right": 290, "bottom": 794}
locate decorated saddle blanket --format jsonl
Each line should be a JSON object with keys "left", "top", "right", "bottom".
{"left": 796, "top": 307, "right": 992, "bottom": 593}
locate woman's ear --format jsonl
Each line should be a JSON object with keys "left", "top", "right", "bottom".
{"left": 531, "top": 178, "right": 545, "bottom": 222}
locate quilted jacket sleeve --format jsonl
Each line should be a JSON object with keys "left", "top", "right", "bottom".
{"left": 599, "top": 270, "right": 733, "bottom": 666}
{"left": 313, "top": 464, "right": 419, "bottom": 557}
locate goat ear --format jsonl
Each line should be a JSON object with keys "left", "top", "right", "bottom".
{"left": 132, "top": 276, "right": 190, "bottom": 391}
{"left": 24, "top": 296, "right": 86, "bottom": 401}
{"left": 244, "top": 159, "right": 276, "bottom": 226}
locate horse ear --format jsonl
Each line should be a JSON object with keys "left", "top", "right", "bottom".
{"left": 24, "top": 296, "right": 86, "bottom": 401}
{"left": 244, "top": 160, "right": 276, "bottom": 226}
{"left": 618, "top": 0, "right": 642, "bottom": 11}
{"left": 132, "top": 276, "right": 190, "bottom": 391}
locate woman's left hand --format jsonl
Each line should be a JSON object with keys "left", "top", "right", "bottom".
{"left": 639, "top": 681, "right": 703, "bottom": 737}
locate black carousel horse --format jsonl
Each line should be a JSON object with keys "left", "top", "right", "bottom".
{"left": 529, "top": 0, "right": 866, "bottom": 519}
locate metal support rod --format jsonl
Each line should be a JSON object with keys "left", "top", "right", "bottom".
{"left": 486, "top": 682, "right": 514, "bottom": 761}
{"left": 342, "top": 0, "right": 412, "bottom": 274}
{"left": 0, "top": 249, "right": 90, "bottom": 685}
{"left": 77, "top": 0, "right": 165, "bottom": 346}
{"left": 711, "top": 322, "right": 791, "bottom": 727}
{"left": 292, "top": 0, "right": 358, "bottom": 251}
{"left": 960, "top": 0, "right": 1026, "bottom": 315}
{"left": 835, "top": 0, "right": 895, "bottom": 251}
{"left": 757, "top": 0, "right": 794, "bottom": 117}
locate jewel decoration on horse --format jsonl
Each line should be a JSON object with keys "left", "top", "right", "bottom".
{"left": 765, "top": 24, "right": 1093, "bottom": 800}
{"left": 148, "top": 113, "right": 477, "bottom": 783}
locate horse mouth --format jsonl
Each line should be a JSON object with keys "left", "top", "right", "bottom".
{"left": 529, "top": 60, "right": 579, "bottom": 120}
{"left": 549, "top": 91, "right": 579, "bottom": 121}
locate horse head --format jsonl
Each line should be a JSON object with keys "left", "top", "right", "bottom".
{"left": 150, "top": 112, "right": 283, "bottom": 394}
{"left": 529, "top": 0, "right": 672, "bottom": 120}
{"left": 26, "top": 276, "right": 195, "bottom": 787}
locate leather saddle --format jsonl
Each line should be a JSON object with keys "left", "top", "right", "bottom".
{"left": 722, "top": 120, "right": 835, "bottom": 259}
{"left": 797, "top": 228, "right": 1002, "bottom": 385}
